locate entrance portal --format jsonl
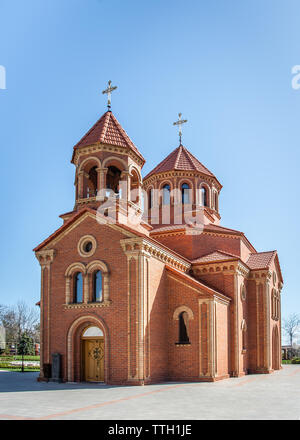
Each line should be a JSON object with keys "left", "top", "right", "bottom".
{"left": 81, "top": 326, "right": 104, "bottom": 382}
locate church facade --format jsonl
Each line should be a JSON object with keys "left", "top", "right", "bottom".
{"left": 34, "top": 105, "right": 283, "bottom": 385}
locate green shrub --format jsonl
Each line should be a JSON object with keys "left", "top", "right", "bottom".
{"left": 0, "top": 362, "right": 39, "bottom": 371}
{"left": 291, "top": 358, "right": 300, "bottom": 364}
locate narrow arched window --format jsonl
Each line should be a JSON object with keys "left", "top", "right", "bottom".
{"left": 242, "top": 329, "right": 246, "bottom": 351}
{"left": 178, "top": 312, "right": 190, "bottom": 344}
{"left": 93, "top": 270, "right": 103, "bottom": 302}
{"left": 241, "top": 320, "right": 247, "bottom": 351}
{"left": 148, "top": 188, "right": 153, "bottom": 209}
{"left": 74, "top": 272, "right": 83, "bottom": 303}
{"left": 200, "top": 187, "right": 208, "bottom": 207}
{"left": 162, "top": 184, "right": 171, "bottom": 205}
{"left": 181, "top": 183, "right": 190, "bottom": 204}
{"left": 214, "top": 191, "right": 218, "bottom": 211}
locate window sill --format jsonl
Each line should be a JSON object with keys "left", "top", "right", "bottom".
{"left": 63, "top": 300, "right": 111, "bottom": 309}
{"left": 175, "top": 342, "right": 191, "bottom": 346}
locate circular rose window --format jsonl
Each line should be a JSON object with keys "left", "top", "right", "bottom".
{"left": 78, "top": 235, "right": 97, "bottom": 257}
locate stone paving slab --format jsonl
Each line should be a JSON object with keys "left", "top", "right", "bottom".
{"left": 0, "top": 365, "right": 299, "bottom": 420}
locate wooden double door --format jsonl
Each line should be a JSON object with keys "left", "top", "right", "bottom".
{"left": 82, "top": 337, "right": 104, "bottom": 382}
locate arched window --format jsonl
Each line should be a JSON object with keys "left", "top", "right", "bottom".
{"left": 148, "top": 188, "right": 153, "bottom": 210}
{"left": 74, "top": 272, "right": 83, "bottom": 303}
{"left": 214, "top": 191, "right": 218, "bottom": 211}
{"left": 106, "top": 166, "right": 121, "bottom": 195}
{"left": 241, "top": 320, "right": 247, "bottom": 351}
{"left": 86, "top": 166, "right": 98, "bottom": 198}
{"left": 181, "top": 183, "right": 190, "bottom": 204}
{"left": 200, "top": 186, "right": 208, "bottom": 207}
{"left": 162, "top": 184, "right": 171, "bottom": 205}
{"left": 178, "top": 312, "right": 190, "bottom": 344}
{"left": 93, "top": 270, "right": 103, "bottom": 302}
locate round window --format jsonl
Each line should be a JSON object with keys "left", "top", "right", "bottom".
{"left": 78, "top": 235, "right": 97, "bottom": 257}
{"left": 84, "top": 241, "right": 93, "bottom": 253}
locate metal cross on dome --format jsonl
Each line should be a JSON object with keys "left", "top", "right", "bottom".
{"left": 102, "top": 80, "right": 117, "bottom": 110}
{"left": 173, "top": 112, "right": 188, "bottom": 145}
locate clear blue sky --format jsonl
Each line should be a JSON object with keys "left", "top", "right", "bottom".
{"left": 0, "top": 0, "right": 299, "bottom": 332}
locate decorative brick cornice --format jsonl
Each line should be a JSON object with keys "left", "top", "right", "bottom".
{"left": 191, "top": 259, "right": 249, "bottom": 278}
{"left": 143, "top": 170, "right": 221, "bottom": 191}
{"left": 35, "top": 249, "right": 55, "bottom": 267}
{"left": 63, "top": 300, "right": 111, "bottom": 310}
{"left": 249, "top": 270, "right": 272, "bottom": 283}
{"left": 120, "top": 237, "right": 190, "bottom": 272}
{"left": 73, "top": 143, "right": 144, "bottom": 168}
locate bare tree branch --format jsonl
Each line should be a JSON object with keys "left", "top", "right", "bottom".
{"left": 282, "top": 313, "right": 300, "bottom": 346}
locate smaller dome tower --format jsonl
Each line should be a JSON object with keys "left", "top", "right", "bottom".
{"left": 143, "top": 144, "right": 222, "bottom": 229}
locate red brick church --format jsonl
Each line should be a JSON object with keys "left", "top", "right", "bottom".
{"left": 34, "top": 93, "right": 283, "bottom": 384}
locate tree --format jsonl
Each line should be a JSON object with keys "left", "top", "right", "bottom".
{"left": 282, "top": 313, "right": 300, "bottom": 347}
{"left": 0, "top": 301, "right": 39, "bottom": 350}
{"left": 17, "top": 332, "right": 34, "bottom": 372}
{"left": 17, "top": 332, "right": 34, "bottom": 356}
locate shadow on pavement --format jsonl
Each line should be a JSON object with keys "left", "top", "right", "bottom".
{"left": 0, "top": 371, "right": 119, "bottom": 393}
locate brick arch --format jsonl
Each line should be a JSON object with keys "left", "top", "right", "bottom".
{"left": 173, "top": 305, "right": 194, "bottom": 321}
{"left": 158, "top": 179, "right": 174, "bottom": 191}
{"left": 86, "top": 260, "right": 110, "bottom": 302}
{"left": 64, "top": 262, "right": 86, "bottom": 304}
{"left": 198, "top": 182, "right": 211, "bottom": 207}
{"left": 66, "top": 315, "right": 110, "bottom": 382}
{"left": 65, "top": 262, "right": 86, "bottom": 277}
{"left": 177, "top": 177, "right": 194, "bottom": 205}
{"left": 102, "top": 156, "right": 128, "bottom": 171}
{"left": 128, "top": 164, "right": 142, "bottom": 183}
{"left": 78, "top": 156, "right": 102, "bottom": 173}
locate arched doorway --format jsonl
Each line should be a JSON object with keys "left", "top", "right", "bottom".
{"left": 81, "top": 326, "right": 104, "bottom": 382}
{"left": 272, "top": 325, "right": 280, "bottom": 370}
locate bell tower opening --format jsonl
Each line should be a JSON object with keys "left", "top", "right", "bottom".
{"left": 86, "top": 166, "right": 98, "bottom": 198}
{"left": 106, "top": 165, "right": 122, "bottom": 196}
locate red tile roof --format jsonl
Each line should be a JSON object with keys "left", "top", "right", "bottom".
{"left": 144, "top": 145, "right": 218, "bottom": 181}
{"left": 72, "top": 111, "right": 145, "bottom": 163}
{"left": 192, "top": 250, "right": 239, "bottom": 264}
{"left": 246, "top": 251, "right": 277, "bottom": 270}
{"left": 166, "top": 265, "right": 231, "bottom": 303}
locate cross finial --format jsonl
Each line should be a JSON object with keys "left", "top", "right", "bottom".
{"left": 173, "top": 112, "right": 188, "bottom": 145}
{"left": 102, "top": 80, "right": 117, "bottom": 111}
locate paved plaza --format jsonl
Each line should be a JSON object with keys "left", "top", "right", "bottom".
{"left": 0, "top": 365, "right": 299, "bottom": 420}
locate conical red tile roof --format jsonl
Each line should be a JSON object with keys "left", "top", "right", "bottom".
{"left": 144, "top": 145, "right": 217, "bottom": 181}
{"left": 72, "top": 111, "right": 145, "bottom": 163}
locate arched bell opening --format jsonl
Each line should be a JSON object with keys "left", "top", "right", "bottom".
{"left": 106, "top": 165, "right": 122, "bottom": 197}
{"left": 130, "top": 169, "right": 140, "bottom": 204}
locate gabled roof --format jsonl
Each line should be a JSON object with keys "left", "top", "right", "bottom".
{"left": 166, "top": 265, "right": 231, "bottom": 303}
{"left": 192, "top": 250, "right": 239, "bottom": 264}
{"left": 72, "top": 111, "right": 145, "bottom": 163}
{"left": 246, "top": 251, "right": 283, "bottom": 283}
{"left": 144, "top": 144, "right": 219, "bottom": 184}
{"left": 246, "top": 251, "right": 277, "bottom": 270}
{"left": 33, "top": 207, "right": 190, "bottom": 265}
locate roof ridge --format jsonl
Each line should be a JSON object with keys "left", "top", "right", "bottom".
{"left": 74, "top": 112, "right": 107, "bottom": 149}
{"left": 100, "top": 111, "right": 111, "bottom": 143}
{"left": 174, "top": 145, "right": 182, "bottom": 168}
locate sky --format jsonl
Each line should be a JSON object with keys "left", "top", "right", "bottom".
{"left": 0, "top": 0, "right": 299, "bottom": 340}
